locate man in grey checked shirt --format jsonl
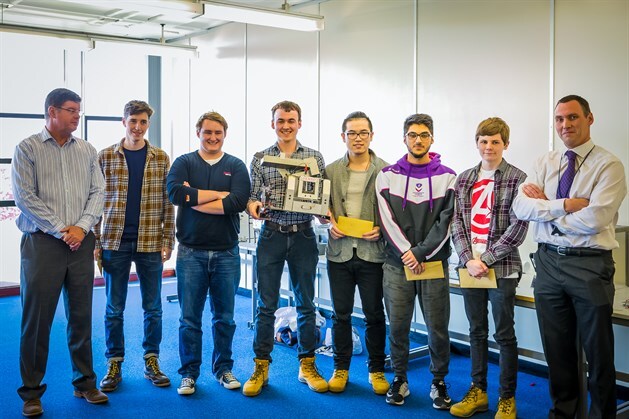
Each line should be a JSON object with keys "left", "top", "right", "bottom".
{"left": 242, "top": 100, "right": 328, "bottom": 397}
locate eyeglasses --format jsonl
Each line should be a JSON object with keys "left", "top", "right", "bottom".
{"left": 345, "top": 130, "right": 372, "bottom": 140}
{"left": 55, "top": 107, "right": 83, "bottom": 116}
{"left": 405, "top": 132, "right": 432, "bottom": 141}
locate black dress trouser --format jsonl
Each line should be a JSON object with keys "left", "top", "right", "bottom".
{"left": 533, "top": 246, "right": 616, "bottom": 419}
{"left": 17, "top": 231, "right": 97, "bottom": 401}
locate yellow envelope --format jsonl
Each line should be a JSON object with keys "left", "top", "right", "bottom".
{"left": 404, "top": 261, "right": 445, "bottom": 280}
{"left": 337, "top": 216, "right": 374, "bottom": 239}
{"left": 458, "top": 268, "right": 497, "bottom": 288}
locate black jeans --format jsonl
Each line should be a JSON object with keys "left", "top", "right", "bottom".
{"left": 327, "top": 251, "right": 386, "bottom": 372}
{"left": 461, "top": 278, "right": 518, "bottom": 398}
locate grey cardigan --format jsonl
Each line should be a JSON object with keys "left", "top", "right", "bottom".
{"left": 324, "top": 149, "right": 388, "bottom": 263}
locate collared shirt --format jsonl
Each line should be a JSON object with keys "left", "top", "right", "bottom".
{"left": 249, "top": 141, "right": 325, "bottom": 226}
{"left": 11, "top": 127, "right": 105, "bottom": 239}
{"left": 451, "top": 159, "right": 529, "bottom": 278}
{"left": 94, "top": 139, "right": 175, "bottom": 252}
{"left": 513, "top": 140, "right": 627, "bottom": 250}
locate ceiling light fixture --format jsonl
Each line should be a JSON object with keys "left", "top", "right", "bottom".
{"left": 201, "top": 0, "right": 324, "bottom": 32}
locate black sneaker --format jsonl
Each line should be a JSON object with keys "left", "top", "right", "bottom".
{"left": 430, "top": 379, "right": 452, "bottom": 410}
{"left": 99, "top": 359, "right": 122, "bottom": 392}
{"left": 144, "top": 356, "right": 171, "bottom": 387}
{"left": 218, "top": 370, "right": 241, "bottom": 390}
{"left": 386, "top": 376, "right": 410, "bottom": 406}
{"left": 177, "top": 377, "right": 195, "bottom": 395}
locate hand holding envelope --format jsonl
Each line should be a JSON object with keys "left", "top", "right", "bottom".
{"left": 336, "top": 216, "right": 374, "bottom": 239}
{"left": 458, "top": 269, "right": 497, "bottom": 288}
{"left": 404, "top": 261, "right": 445, "bottom": 280}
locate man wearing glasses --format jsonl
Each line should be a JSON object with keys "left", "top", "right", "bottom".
{"left": 376, "top": 113, "right": 456, "bottom": 408}
{"left": 12, "top": 88, "right": 107, "bottom": 417}
{"left": 324, "top": 111, "right": 389, "bottom": 395}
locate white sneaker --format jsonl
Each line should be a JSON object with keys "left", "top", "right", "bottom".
{"left": 177, "top": 377, "right": 195, "bottom": 395}
{"left": 218, "top": 371, "right": 241, "bottom": 390}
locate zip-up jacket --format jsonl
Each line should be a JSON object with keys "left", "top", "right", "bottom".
{"left": 376, "top": 152, "right": 456, "bottom": 267}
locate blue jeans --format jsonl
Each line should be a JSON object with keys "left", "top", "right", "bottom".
{"left": 327, "top": 252, "right": 386, "bottom": 372}
{"left": 102, "top": 239, "right": 164, "bottom": 359}
{"left": 177, "top": 244, "right": 240, "bottom": 380}
{"left": 253, "top": 226, "right": 319, "bottom": 360}
{"left": 461, "top": 278, "right": 518, "bottom": 398}
{"left": 382, "top": 262, "right": 450, "bottom": 381}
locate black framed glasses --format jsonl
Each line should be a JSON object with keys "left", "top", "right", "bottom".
{"left": 345, "top": 130, "right": 371, "bottom": 140}
{"left": 405, "top": 132, "right": 432, "bottom": 141}
{"left": 55, "top": 107, "right": 83, "bottom": 116}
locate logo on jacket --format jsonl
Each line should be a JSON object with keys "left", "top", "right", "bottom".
{"left": 412, "top": 182, "right": 424, "bottom": 198}
{"left": 224, "top": 171, "right": 232, "bottom": 176}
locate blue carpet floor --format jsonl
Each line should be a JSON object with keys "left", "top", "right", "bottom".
{"left": 0, "top": 280, "right": 565, "bottom": 418}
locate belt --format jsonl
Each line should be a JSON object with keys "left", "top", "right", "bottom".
{"left": 540, "top": 243, "right": 610, "bottom": 257}
{"left": 264, "top": 221, "right": 311, "bottom": 234}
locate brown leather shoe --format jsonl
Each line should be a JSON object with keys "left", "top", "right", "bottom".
{"left": 144, "top": 356, "right": 170, "bottom": 387}
{"left": 73, "top": 388, "right": 109, "bottom": 404}
{"left": 22, "top": 399, "right": 43, "bottom": 417}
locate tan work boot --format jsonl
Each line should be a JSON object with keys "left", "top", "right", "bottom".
{"left": 298, "top": 356, "right": 328, "bottom": 393}
{"left": 368, "top": 371, "right": 390, "bottom": 395}
{"left": 242, "top": 358, "right": 269, "bottom": 397}
{"left": 495, "top": 397, "right": 516, "bottom": 419}
{"left": 450, "top": 384, "right": 489, "bottom": 417}
{"left": 328, "top": 369, "right": 349, "bottom": 393}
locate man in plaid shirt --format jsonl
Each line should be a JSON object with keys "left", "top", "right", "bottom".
{"left": 243, "top": 100, "right": 328, "bottom": 397}
{"left": 450, "top": 117, "right": 528, "bottom": 419}
{"left": 94, "top": 100, "right": 175, "bottom": 393}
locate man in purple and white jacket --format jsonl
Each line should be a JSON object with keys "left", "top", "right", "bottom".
{"left": 375, "top": 113, "right": 456, "bottom": 409}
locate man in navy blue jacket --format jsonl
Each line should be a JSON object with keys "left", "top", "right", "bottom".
{"left": 167, "top": 111, "right": 250, "bottom": 396}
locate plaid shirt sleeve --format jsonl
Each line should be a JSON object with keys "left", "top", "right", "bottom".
{"left": 136, "top": 145, "right": 175, "bottom": 253}
{"left": 95, "top": 145, "right": 125, "bottom": 251}
{"left": 451, "top": 170, "right": 475, "bottom": 267}
{"left": 160, "top": 153, "right": 175, "bottom": 250}
{"left": 92, "top": 149, "right": 107, "bottom": 250}
{"left": 249, "top": 151, "right": 265, "bottom": 203}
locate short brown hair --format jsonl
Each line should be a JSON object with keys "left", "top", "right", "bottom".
{"left": 271, "top": 100, "right": 301, "bottom": 121}
{"left": 475, "top": 117, "right": 510, "bottom": 146}
{"left": 123, "top": 100, "right": 153, "bottom": 119}
{"left": 196, "top": 111, "right": 228, "bottom": 132}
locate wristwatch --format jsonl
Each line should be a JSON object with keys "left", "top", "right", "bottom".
{"left": 81, "top": 227, "right": 88, "bottom": 235}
